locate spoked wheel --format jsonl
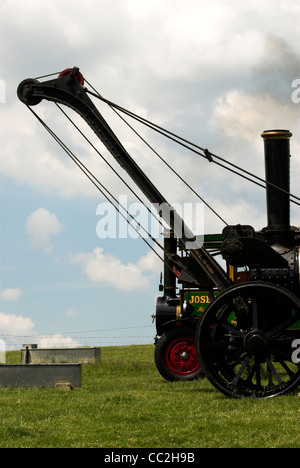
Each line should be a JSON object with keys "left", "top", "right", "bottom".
{"left": 155, "top": 327, "right": 204, "bottom": 381}
{"left": 196, "top": 282, "right": 300, "bottom": 398}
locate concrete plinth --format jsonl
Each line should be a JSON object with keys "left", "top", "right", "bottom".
{"left": 21, "top": 345, "right": 101, "bottom": 365}
{"left": 0, "top": 364, "right": 82, "bottom": 388}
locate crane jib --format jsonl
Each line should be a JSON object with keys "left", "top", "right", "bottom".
{"left": 17, "top": 68, "right": 232, "bottom": 291}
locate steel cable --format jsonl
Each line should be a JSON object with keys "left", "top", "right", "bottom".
{"left": 86, "top": 88, "right": 300, "bottom": 207}
{"left": 26, "top": 105, "right": 167, "bottom": 265}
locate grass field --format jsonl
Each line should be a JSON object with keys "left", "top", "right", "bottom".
{"left": 0, "top": 345, "right": 300, "bottom": 448}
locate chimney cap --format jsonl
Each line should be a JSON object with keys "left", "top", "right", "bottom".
{"left": 261, "top": 129, "right": 292, "bottom": 140}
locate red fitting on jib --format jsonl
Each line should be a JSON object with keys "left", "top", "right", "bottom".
{"left": 58, "top": 68, "right": 84, "bottom": 86}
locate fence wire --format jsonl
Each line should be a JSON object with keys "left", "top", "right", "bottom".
{"left": 0, "top": 325, "right": 156, "bottom": 350}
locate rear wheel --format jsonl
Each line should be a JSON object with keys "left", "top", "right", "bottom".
{"left": 155, "top": 326, "right": 204, "bottom": 381}
{"left": 196, "top": 282, "right": 300, "bottom": 398}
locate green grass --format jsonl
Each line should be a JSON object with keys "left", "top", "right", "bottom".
{"left": 1, "top": 345, "right": 300, "bottom": 448}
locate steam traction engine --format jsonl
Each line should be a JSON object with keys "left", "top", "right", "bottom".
{"left": 155, "top": 129, "right": 300, "bottom": 399}
{"left": 18, "top": 68, "right": 300, "bottom": 398}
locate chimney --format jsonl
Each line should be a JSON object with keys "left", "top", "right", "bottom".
{"left": 261, "top": 129, "right": 292, "bottom": 246}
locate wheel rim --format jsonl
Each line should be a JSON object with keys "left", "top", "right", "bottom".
{"left": 197, "top": 283, "right": 300, "bottom": 398}
{"left": 165, "top": 336, "right": 200, "bottom": 376}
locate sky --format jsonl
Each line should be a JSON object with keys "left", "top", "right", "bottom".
{"left": 0, "top": 0, "right": 300, "bottom": 350}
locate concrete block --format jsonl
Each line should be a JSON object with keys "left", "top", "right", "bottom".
{"left": 21, "top": 345, "right": 101, "bottom": 365}
{"left": 55, "top": 382, "right": 73, "bottom": 391}
{"left": 0, "top": 364, "right": 82, "bottom": 388}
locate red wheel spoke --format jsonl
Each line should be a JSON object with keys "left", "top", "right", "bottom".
{"left": 165, "top": 338, "right": 200, "bottom": 375}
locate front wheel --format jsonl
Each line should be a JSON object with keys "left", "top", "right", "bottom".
{"left": 155, "top": 326, "right": 205, "bottom": 381}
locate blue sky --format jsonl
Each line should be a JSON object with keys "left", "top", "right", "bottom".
{"left": 0, "top": 0, "right": 300, "bottom": 349}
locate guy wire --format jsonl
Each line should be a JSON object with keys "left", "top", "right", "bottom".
{"left": 54, "top": 102, "right": 166, "bottom": 234}
{"left": 85, "top": 79, "right": 229, "bottom": 226}
{"left": 26, "top": 105, "right": 169, "bottom": 267}
{"left": 86, "top": 87, "right": 300, "bottom": 207}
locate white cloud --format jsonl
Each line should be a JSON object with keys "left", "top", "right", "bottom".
{"left": 72, "top": 247, "right": 161, "bottom": 291}
{"left": 204, "top": 198, "right": 267, "bottom": 234}
{"left": 0, "top": 288, "right": 23, "bottom": 302}
{"left": 26, "top": 208, "right": 63, "bottom": 253}
{"left": 0, "top": 312, "right": 83, "bottom": 349}
{"left": 0, "top": 103, "right": 105, "bottom": 199}
{"left": 0, "top": 312, "right": 36, "bottom": 349}
{"left": 213, "top": 91, "right": 299, "bottom": 145}
{"left": 37, "top": 334, "right": 82, "bottom": 349}
{"left": 1, "top": 0, "right": 298, "bottom": 205}
{"left": 0, "top": 311, "right": 34, "bottom": 335}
